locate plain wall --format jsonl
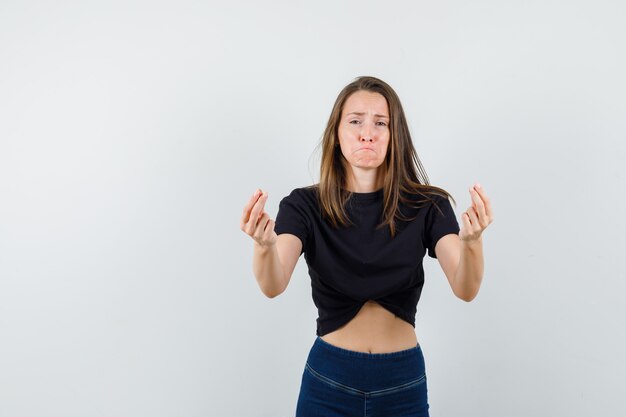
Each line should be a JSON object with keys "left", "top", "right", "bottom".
{"left": 1, "top": 0, "right": 625, "bottom": 416}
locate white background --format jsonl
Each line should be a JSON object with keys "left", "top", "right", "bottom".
{"left": 1, "top": 1, "right": 625, "bottom": 416}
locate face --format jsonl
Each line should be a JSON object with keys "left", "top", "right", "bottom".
{"left": 337, "top": 90, "right": 390, "bottom": 172}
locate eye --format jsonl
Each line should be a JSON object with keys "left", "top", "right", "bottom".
{"left": 376, "top": 121, "right": 387, "bottom": 126}
{"left": 349, "top": 120, "right": 361, "bottom": 125}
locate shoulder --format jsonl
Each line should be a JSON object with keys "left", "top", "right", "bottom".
{"left": 400, "top": 188, "right": 448, "bottom": 207}
{"left": 427, "top": 193, "right": 455, "bottom": 219}
{"left": 428, "top": 192, "right": 452, "bottom": 207}
{"left": 400, "top": 188, "right": 455, "bottom": 219}
{"left": 292, "top": 183, "right": 319, "bottom": 195}
{"left": 282, "top": 184, "right": 319, "bottom": 203}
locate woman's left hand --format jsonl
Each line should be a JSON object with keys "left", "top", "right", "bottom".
{"left": 459, "top": 183, "right": 494, "bottom": 242}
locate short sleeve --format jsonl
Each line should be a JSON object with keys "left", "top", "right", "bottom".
{"left": 274, "top": 189, "right": 311, "bottom": 255}
{"left": 424, "top": 195, "right": 460, "bottom": 259}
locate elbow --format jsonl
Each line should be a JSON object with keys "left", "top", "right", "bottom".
{"left": 459, "top": 294, "right": 476, "bottom": 302}
{"left": 261, "top": 272, "right": 289, "bottom": 299}
{"left": 455, "top": 289, "right": 478, "bottom": 302}
{"left": 262, "top": 286, "right": 286, "bottom": 299}
{"left": 452, "top": 276, "right": 482, "bottom": 302}
{"left": 255, "top": 272, "right": 288, "bottom": 299}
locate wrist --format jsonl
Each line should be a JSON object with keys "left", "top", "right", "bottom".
{"left": 254, "top": 240, "right": 276, "bottom": 253}
{"left": 460, "top": 236, "right": 483, "bottom": 248}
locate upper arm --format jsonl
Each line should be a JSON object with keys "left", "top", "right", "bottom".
{"left": 434, "top": 233, "right": 461, "bottom": 291}
{"left": 275, "top": 233, "right": 303, "bottom": 292}
{"left": 273, "top": 189, "right": 311, "bottom": 292}
{"left": 423, "top": 194, "right": 461, "bottom": 290}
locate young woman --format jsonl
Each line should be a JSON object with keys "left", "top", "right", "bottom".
{"left": 240, "top": 76, "right": 493, "bottom": 416}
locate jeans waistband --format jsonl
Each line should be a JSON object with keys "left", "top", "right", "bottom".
{"left": 305, "top": 337, "right": 427, "bottom": 392}
{"left": 314, "top": 336, "right": 422, "bottom": 359}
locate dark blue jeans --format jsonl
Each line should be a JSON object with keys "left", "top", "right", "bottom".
{"left": 296, "top": 337, "right": 429, "bottom": 417}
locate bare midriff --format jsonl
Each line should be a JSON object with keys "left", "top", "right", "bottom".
{"left": 320, "top": 300, "right": 419, "bottom": 354}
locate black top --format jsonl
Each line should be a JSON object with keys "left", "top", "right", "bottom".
{"left": 274, "top": 185, "right": 460, "bottom": 336}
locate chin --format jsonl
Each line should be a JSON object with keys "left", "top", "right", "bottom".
{"left": 357, "top": 164, "right": 382, "bottom": 170}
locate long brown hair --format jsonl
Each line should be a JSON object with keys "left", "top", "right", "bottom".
{"left": 315, "top": 75, "right": 457, "bottom": 237}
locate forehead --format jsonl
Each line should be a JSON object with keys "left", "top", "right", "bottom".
{"left": 342, "top": 90, "right": 389, "bottom": 116}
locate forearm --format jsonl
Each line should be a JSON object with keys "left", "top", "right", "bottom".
{"left": 453, "top": 238, "right": 484, "bottom": 302}
{"left": 253, "top": 242, "right": 287, "bottom": 298}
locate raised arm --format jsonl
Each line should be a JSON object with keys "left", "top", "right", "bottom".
{"left": 240, "top": 189, "right": 303, "bottom": 298}
{"left": 434, "top": 183, "right": 494, "bottom": 302}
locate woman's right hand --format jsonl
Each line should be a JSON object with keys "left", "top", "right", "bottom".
{"left": 240, "top": 189, "right": 278, "bottom": 248}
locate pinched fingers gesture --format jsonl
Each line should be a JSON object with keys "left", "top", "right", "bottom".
{"left": 240, "top": 189, "right": 277, "bottom": 247}
{"left": 459, "top": 183, "right": 494, "bottom": 242}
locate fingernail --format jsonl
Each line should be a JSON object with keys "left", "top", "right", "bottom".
{"left": 476, "top": 183, "right": 481, "bottom": 189}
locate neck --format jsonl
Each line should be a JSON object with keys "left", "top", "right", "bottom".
{"left": 344, "top": 166, "right": 384, "bottom": 193}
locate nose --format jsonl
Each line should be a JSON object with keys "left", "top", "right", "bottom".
{"left": 360, "top": 123, "right": 374, "bottom": 142}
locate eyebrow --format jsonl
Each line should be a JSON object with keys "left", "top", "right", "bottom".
{"left": 345, "top": 111, "right": 389, "bottom": 119}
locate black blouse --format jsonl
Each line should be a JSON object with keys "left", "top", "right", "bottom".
{"left": 274, "top": 185, "right": 460, "bottom": 337}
